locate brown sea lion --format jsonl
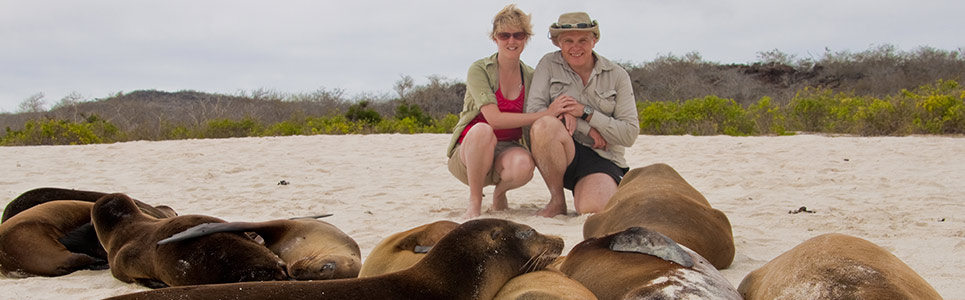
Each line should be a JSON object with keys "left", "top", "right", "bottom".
{"left": 493, "top": 270, "right": 598, "bottom": 300}
{"left": 560, "top": 226, "right": 741, "bottom": 300}
{"left": 91, "top": 193, "right": 287, "bottom": 288}
{"left": 358, "top": 220, "right": 459, "bottom": 277}
{"left": 0, "top": 200, "right": 107, "bottom": 277}
{"left": 737, "top": 233, "right": 943, "bottom": 300}
{"left": 157, "top": 216, "right": 361, "bottom": 280}
{"left": 583, "top": 163, "right": 735, "bottom": 269}
{"left": 105, "top": 218, "right": 564, "bottom": 300}
{"left": 1, "top": 187, "right": 177, "bottom": 264}
{"left": 2, "top": 187, "right": 176, "bottom": 222}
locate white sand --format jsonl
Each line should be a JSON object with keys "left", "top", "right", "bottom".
{"left": 1, "top": 134, "right": 962, "bottom": 299}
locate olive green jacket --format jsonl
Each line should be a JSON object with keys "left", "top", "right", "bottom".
{"left": 446, "top": 53, "right": 535, "bottom": 158}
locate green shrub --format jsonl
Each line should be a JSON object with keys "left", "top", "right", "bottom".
{"left": 678, "top": 96, "right": 754, "bottom": 135}
{"left": 787, "top": 87, "right": 836, "bottom": 132}
{"left": 639, "top": 101, "right": 682, "bottom": 135}
{"left": 201, "top": 118, "right": 262, "bottom": 138}
{"left": 395, "top": 103, "right": 432, "bottom": 127}
{"left": 0, "top": 115, "right": 122, "bottom": 145}
{"left": 908, "top": 80, "right": 964, "bottom": 134}
{"left": 747, "top": 97, "right": 788, "bottom": 135}
{"left": 345, "top": 101, "right": 382, "bottom": 124}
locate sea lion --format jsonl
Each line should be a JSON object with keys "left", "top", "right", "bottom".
{"left": 91, "top": 193, "right": 287, "bottom": 288}
{"left": 106, "top": 218, "right": 564, "bottom": 300}
{"left": 583, "top": 163, "right": 735, "bottom": 269}
{"left": 2, "top": 187, "right": 176, "bottom": 222}
{"left": 0, "top": 200, "right": 107, "bottom": 277}
{"left": 737, "top": 233, "right": 943, "bottom": 300}
{"left": 358, "top": 220, "right": 459, "bottom": 277}
{"left": 493, "top": 270, "right": 598, "bottom": 300}
{"left": 157, "top": 216, "right": 361, "bottom": 280}
{"left": 560, "top": 226, "right": 741, "bottom": 300}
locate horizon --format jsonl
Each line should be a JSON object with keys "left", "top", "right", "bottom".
{"left": 3, "top": 0, "right": 964, "bottom": 112}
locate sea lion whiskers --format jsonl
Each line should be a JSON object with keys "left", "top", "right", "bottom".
{"left": 520, "top": 246, "right": 558, "bottom": 274}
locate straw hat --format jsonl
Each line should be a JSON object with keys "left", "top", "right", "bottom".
{"left": 548, "top": 12, "right": 599, "bottom": 46}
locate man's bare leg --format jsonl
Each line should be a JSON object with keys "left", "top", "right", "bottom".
{"left": 573, "top": 173, "right": 618, "bottom": 214}
{"left": 530, "top": 116, "right": 575, "bottom": 217}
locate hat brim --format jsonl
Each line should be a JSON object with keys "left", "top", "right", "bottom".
{"left": 549, "top": 27, "right": 600, "bottom": 46}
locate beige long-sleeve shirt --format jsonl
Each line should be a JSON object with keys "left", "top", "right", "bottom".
{"left": 525, "top": 51, "right": 638, "bottom": 168}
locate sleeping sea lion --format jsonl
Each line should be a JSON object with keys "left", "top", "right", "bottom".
{"left": 0, "top": 200, "right": 107, "bottom": 277}
{"left": 358, "top": 220, "right": 459, "bottom": 277}
{"left": 158, "top": 215, "right": 361, "bottom": 280}
{"left": 560, "top": 226, "right": 741, "bottom": 300}
{"left": 91, "top": 193, "right": 287, "bottom": 288}
{"left": 583, "top": 163, "right": 735, "bottom": 269}
{"left": 105, "top": 218, "right": 564, "bottom": 300}
{"left": 2, "top": 187, "right": 175, "bottom": 222}
{"left": 1, "top": 187, "right": 177, "bottom": 265}
{"left": 737, "top": 233, "right": 943, "bottom": 300}
{"left": 493, "top": 270, "right": 598, "bottom": 300}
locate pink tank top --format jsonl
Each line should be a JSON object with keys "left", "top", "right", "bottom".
{"left": 458, "top": 86, "right": 524, "bottom": 143}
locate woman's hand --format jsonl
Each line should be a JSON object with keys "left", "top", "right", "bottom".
{"left": 560, "top": 114, "right": 577, "bottom": 136}
{"left": 547, "top": 94, "right": 576, "bottom": 117}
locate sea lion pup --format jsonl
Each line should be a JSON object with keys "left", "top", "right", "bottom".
{"left": 738, "top": 233, "right": 943, "bottom": 300}
{"left": 106, "top": 218, "right": 564, "bottom": 300}
{"left": 157, "top": 215, "right": 361, "bottom": 280}
{"left": 358, "top": 220, "right": 459, "bottom": 277}
{"left": 91, "top": 193, "right": 287, "bottom": 288}
{"left": 0, "top": 200, "right": 108, "bottom": 277}
{"left": 560, "top": 226, "right": 741, "bottom": 300}
{"left": 493, "top": 270, "right": 598, "bottom": 300}
{"left": 583, "top": 163, "right": 735, "bottom": 269}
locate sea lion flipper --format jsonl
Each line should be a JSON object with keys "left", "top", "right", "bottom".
{"left": 609, "top": 226, "right": 695, "bottom": 268}
{"left": 58, "top": 222, "right": 106, "bottom": 258}
{"left": 288, "top": 214, "right": 334, "bottom": 220}
{"left": 157, "top": 222, "right": 236, "bottom": 245}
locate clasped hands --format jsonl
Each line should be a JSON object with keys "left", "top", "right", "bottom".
{"left": 548, "top": 94, "right": 608, "bottom": 150}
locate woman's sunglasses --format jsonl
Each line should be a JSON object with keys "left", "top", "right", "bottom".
{"left": 496, "top": 32, "right": 529, "bottom": 41}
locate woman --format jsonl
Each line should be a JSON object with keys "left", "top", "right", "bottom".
{"left": 525, "top": 12, "right": 640, "bottom": 217}
{"left": 446, "top": 4, "right": 574, "bottom": 219}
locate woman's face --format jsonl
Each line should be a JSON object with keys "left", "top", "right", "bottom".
{"left": 556, "top": 31, "right": 597, "bottom": 70}
{"left": 493, "top": 25, "right": 527, "bottom": 60}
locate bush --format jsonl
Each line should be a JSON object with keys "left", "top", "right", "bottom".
{"left": 395, "top": 103, "right": 432, "bottom": 127}
{"left": 345, "top": 101, "right": 382, "bottom": 124}
{"left": 201, "top": 118, "right": 262, "bottom": 138}
{"left": 1, "top": 114, "right": 122, "bottom": 145}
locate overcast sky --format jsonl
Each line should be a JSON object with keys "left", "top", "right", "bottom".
{"left": 2, "top": 0, "right": 963, "bottom": 112}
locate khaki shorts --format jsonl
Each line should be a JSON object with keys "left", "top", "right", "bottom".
{"left": 448, "top": 141, "right": 523, "bottom": 186}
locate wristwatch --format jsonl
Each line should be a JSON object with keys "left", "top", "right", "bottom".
{"left": 580, "top": 106, "right": 593, "bottom": 120}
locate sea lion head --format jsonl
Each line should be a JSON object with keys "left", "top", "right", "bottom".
{"left": 432, "top": 218, "right": 564, "bottom": 276}
{"left": 91, "top": 193, "right": 143, "bottom": 233}
{"left": 287, "top": 250, "right": 361, "bottom": 280}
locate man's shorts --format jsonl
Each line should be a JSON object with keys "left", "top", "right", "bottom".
{"left": 563, "top": 141, "right": 629, "bottom": 190}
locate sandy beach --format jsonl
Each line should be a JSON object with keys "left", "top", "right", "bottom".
{"left": 1, "top": 134, "right": 962, "bottom": 299}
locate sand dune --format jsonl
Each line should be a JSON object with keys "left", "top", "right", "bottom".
{"left": 1, "top": 134, "right": 962, "bottom": 299}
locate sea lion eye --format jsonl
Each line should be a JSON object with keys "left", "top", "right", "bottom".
{"left": 515, "top": 229, "right": 534, "bottom": 239}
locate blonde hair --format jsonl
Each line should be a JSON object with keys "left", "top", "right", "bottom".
{"left": 490, "top": 4, "right": 533, "bottom": 41}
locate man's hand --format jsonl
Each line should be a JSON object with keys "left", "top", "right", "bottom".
{"left": 588, "top": 127, "right": 607, "bottom": 150}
